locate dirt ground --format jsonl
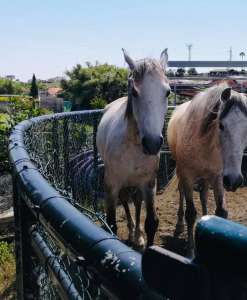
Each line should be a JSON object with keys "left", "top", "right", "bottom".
{"left": 116, "top": 176, "right": 247, "bottom": 256}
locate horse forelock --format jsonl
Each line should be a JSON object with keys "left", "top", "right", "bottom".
{"left": 198, "top": 84, "right": 247, "bottom": 136}
{"left": 130, "top": 58, "right": 165, "bottom": 81}
{"left": 219, "top": 93, "right": 247, "bottom": 120}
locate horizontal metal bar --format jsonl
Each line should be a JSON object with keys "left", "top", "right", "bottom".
{"left": 169, "top": 61, "right": 247, "bottom": 68}
{"left": 195, "top": 215, "right": 247, "bottom": 280}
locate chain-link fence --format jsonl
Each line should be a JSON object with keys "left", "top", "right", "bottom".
{"left": 9, "top": 109, "right": 173, "bottom": 300}
{"left": 8, "top": 104, "right": 247, "bottom": 300}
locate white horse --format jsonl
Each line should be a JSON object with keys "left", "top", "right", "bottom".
{"left": 96, "top": 49, "right": 170, "bottom": 249}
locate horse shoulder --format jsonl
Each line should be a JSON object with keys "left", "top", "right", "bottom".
{"left": 97, "top": 97, "right": 128, "bottom": 159}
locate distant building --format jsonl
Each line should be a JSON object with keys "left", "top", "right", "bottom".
{"left": 47, "top": 87, "right": 62, "bottom": 96}
{"left": 208, "top": 69, "right": 240, "bottom": 77}
{"left": 46, "top": 76, "right": 64, "bottom": 83}
{"left": 5, "top": 75, "right": 15, "bottom": 80}
{"left": 39, "top": 89, "right": 64, "bottom": 112}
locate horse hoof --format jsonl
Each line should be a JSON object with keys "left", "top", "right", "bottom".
{"left": 174, "top": 224, "right": 185, "bottom": 237}
{"left": 215, "top": 209, "right": 228, "bottom": 219}
{"left": 134, "top": 237, "right": 145, "bottom": 252}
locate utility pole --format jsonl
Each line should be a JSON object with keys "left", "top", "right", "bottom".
{"left": 229, "top": 47, "right": 233, "bottom": 62}
{"left": 186, "top": 44, "right": 193, "bottom": 61}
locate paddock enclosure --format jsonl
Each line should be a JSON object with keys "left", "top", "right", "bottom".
{"left": 9, "top": 106, "right": 247, "bottom": 300}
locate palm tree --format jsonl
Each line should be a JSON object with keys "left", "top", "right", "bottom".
{"left": 240, "top": 51, "right": 245, "bottom": 61}
{"left": 240, "top": 52, "right": 246, "bottom": 72}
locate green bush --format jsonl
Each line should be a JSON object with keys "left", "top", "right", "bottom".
{"left": 60, "top": 63, "right": 128, "bottom": 110}
{"left": 90, "top": 97, "right": 107, "bottom": 109}
{"left": 0, "top": 242, "right": 15, "bottom": 298}
{"left": 0, "top": 96, "right": 51, "bottom": 172}
{"left": 0, "top": 242, "right": 14, "bottom": 266}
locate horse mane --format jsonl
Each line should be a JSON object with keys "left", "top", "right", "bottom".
{"left": 188, "top": 83, "right": 247, "bottom": 136}
{"left": 125, "top": 58, "right": 165, "bottom": 119}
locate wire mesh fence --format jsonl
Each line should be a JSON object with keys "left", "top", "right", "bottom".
{"left": 23, "top": 108, "right": 176, "bottom": 213}
{"left": 10, "top": 108, "right": 173, "bottom": 300}
{"left": 9, "top": 103, "right": 247, "bottom": 300}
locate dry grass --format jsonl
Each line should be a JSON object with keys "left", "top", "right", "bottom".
{"left": 0, "top": 242, "right": 16, "bottom": 299}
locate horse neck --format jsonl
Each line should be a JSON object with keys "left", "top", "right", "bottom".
{"left": 125, "top": 96, "right": 141, "bottom": 144}
{"left": 126, "top": 114, "right": 140, "bottom": 143}
{"left": 201, "top": 123, "right": 220, "bottom": 152}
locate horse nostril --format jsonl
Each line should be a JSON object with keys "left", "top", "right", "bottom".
{"left": 223, "top": 174, "right": 243, "bottom": 191}
{"left": 142, "top": 137, "right": 148, "bottom": 149}
{"left": 237, "top": 175, "right": 243, "bottom": 188}
{"left": 142, "top": 135, "right": 162, "bottom": 155}
{"left": 223, "top": 175, "right": 230, "bottom": 188}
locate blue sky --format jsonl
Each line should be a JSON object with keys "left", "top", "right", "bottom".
{"left": 1, "top": 0, "right": 247, "bottom": 81}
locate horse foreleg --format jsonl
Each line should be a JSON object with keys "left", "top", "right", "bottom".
{"left": 133, "top": 189, "right": 145, "bottom": 250}
{"left": 213, "top": 176, "right": 228, "bottom": 218}
{"left": 199, "top": 181, "right": 209, "bottom": 216}
{"left": 105, "top": 184, "right": 118, "bottom": 234}
{"left": 184, "top": 181, "right": 197, "bottom": 257}
{"left": 119, "top": 189, "right": 135, "bottom": 244}
{"left": 174, "top": 180, "right": 185, "bottom": 237}
{"left": 143, "top": 182, "right": 159, "bottom": 248}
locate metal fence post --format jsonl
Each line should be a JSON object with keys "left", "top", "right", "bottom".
{"left": 92, "top": 115, "right": 99, "bottom": 211}
{"left": 63, "top": 118, "right": 70, "bottom": 190}
{"left": 13, "top": 177, "right": 37, "bottom": 299}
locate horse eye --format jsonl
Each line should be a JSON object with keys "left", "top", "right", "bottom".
{"left": 166, "top": 90, "right": 171, "bottom": 98}
{"left": 219, "top": 123, "right": 224, "bottom": 131}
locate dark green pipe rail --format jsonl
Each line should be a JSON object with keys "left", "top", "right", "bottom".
{"left": 9, "top": 110, "right": 162, "bottom": 300}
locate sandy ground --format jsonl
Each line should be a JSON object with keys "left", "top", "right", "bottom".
{"left": 116, "top": 176, "right": 247, "bottom": 256}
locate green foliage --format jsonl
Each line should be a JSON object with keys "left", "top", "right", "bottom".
{"left": 0, "top": 242, "right": 14, "bottom": 266}
{"left": 166, "top": 69, "right": 175, "bottom": 77}
{"left": 0, "top": 242, "right": 15, "bottom": 298}
{"left": 0, "top": 113, "right": 12, "bottom": 131}
{"left": 187, "top": 68, "right": 198, "bottom": 76}
{"left": 61, "top": 63, "right": 128, "bottom": 109}
{"left": 0, "top": 96, "right": 51, "bottom": 171}
{"left": 30, "top": 74, "right": 39, "bottom": 98}
{"left": 176, "top": 68, "right": 186, "bottom": 77}
{"left": 0, "top": 78, "right": 26, "bottom": 95}
{"left": 90, "top": 97, "right": 107, "bottom": 109}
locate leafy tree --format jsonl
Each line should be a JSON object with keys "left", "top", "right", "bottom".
{"left": 187, "top": 68, "right": 198, "bottom": 76}
{"left": 176, "top": 68, "right": 186, "bottom": 77}
{"left": 30, "top": 74, "right": 39, "bottom": 98}
{"left": 0, "top": 79, "right": 24, "bottom": 95}
{"left": 240, "top": 51, "right": 245, "bottom": 61}
{"left": 60, "top": 63, "right": 128, "bottom": 110}
{"left": 166, "top": 69, "right": 175, "bottom": 77}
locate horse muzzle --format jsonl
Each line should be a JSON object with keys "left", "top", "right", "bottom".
{"left": 142, "top": 135, "right": 163, "bottom": 156}
{"left": 223, "top": 174, "right": 243, "bottom": 192}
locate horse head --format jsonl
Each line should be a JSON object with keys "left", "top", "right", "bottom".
{"left": 122, "top": 48, "right": 170, "bottom": 155}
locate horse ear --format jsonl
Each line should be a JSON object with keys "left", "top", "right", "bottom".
{"left": 221, "top": 87, "right": 231, "bottom": 102}
{"left": 160, "top": 48, "right": 168, "bottom": 70}
{"left": 122, "top": 48, "right": 136, "bottom": 71}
